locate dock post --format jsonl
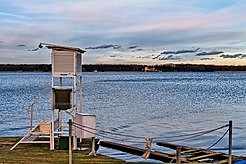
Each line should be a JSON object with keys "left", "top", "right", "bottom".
{"left": 92, "top": 137, "right": 95, "bottom": 153}
{"left": 69, "top": 119, "right": 72, "bottom": 164}
{"left": 176, "top": 146, "right": 181, "bottom": 164}
{"left": 229, "top": 120, "right": 232, "bottom": 164}
{"left": 88, "top": 137, "right": 96, "bottom": 156}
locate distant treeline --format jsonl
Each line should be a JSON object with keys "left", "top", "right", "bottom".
{"left": 82, "top": 64, "right": 144, "bottom": 72}
{"left": 0, "top": 64, "right": 51, "bottom": 72}
{"left": 83, "top": 64, "right": 246, "bottom": 72}
{"left": 1, "top": 64, "right": 246, "bottom": 72}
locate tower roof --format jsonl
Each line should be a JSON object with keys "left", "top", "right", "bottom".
{"left": 46, "top": 45, "right": 86, "bottom": 53}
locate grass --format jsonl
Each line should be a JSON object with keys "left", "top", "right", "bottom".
{"left": 0, "top": 137, "right": 125, "bottom": 164}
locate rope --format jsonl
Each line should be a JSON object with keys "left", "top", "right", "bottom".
{"left": 182, "top": 128, "right": 229, "bottom": 157}
{"left": 73, "top": 122, "right": 145, "bottom": 139}
{"left": 162, "top": 126, "right": 227, "bottom": 143}
{"left": 73, "top": 122, "right": 228, "bottom": 142}
{"left": 97, "top": 133, "right": 146, "bottom": 144}
{"left": 154, "top": 124, "right": 228, "bottom": 139}
{"left": 73, "top": 122, "right": 229, "bottom": 145}
{"left": 207, "top": 129, "right": 229, "bottom": 150}
{"left": 73, "top": 121, "right": 230, "bottom": 163}
{"left": 73, "top": 124, "right": 146, "bottom": 144}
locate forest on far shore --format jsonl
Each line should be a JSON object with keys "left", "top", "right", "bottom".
{"left": 1, "top": 64, "right": 246, "bottom": 72}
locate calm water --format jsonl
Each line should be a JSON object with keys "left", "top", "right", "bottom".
{"left": 1, "top": 72, "right": 246, "bottom": 162}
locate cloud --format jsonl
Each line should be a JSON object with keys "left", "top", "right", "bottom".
{"left": 85, "top": 44, "right": 121, "bottom": 50}
{"left": 140, "top": 54, "right": 154, "bottom": 59}
{"left": 0, "top": 41, "right": 3, "bottom": 44}
{"left": 132, "top": 49, "right": 144, "bottom": 52}
{"left": 220, "top": 54, "right": 246, "bottom": 59}
{"left": 152, "top": 54, "right": 161, "bottom": 60}
{"left": 159, "top": 55, "right": 182, "bottom": 60}
{"left": 161, "top": 48, "right": 200, "bottom": 54}
{"left": 128, "top": 46, "right": 138, "bottom": 49}
{"left": 200, "top": 58, "right": 214, "bottom": 60}
{"left": 0, "top": 11, "right": 26, "bottom": 19}
{"left": 1, "top": 0, "right": 246, "bottom": 65}
{"left": 17, "top": 44, "right": 26, "bottom": 47}
{"left": 196, "top": 51, "right": 224, "bottom": 56}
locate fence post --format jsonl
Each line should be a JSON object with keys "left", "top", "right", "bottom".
{"left": 176, "top": 146, "right": 181, "bottom": 164}
{"left": 92, "top": 137, "right": 95, "bottom": 153}
{"left": 228, "top": 120, "right": 232, "bottom": 164}
{"left": 69, "top": 119, "right": 72, "bottom": 164}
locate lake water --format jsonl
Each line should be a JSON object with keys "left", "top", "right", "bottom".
{"left": 0, "top": 72, "right": 246, "bottom": 162}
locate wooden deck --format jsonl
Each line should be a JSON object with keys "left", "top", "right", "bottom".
{"left": 100, "top": 141, "right": 182, "bottom": 163}
{"left": 100, "top": 141, "right": 246, "bottom": 163}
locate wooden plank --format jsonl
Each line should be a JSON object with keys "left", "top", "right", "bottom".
{"left": 100, "top": 141, "right": 147, "bottom": 156}
{"left": 171, "top": 148, "right": 202, "bottom": 155}
{"left": 157, "top": 142, "right": 193, "bottom": 151}
{"left": 100, "top": 141, "right": 187, "bottom": 163}
{"left": 156, "top": 142, "right": 229, "bottom": 160}
{"left": 157, "top": 142, "right": 223, "bottom": 155}
{"left": 188, "top": 152, "right": 223, "bottom": 161}
{"left": 39, "top": 123, "right": 50, "bottom": 133}
{"left": 180, "top": 148, "right": 203, "bottom": 154}
{"left": 30, "top": 132, "right": 50, "bottom": 135}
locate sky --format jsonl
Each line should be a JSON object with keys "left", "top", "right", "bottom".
{"left": 0, "top": 0, "right": 246, "bottom": 65}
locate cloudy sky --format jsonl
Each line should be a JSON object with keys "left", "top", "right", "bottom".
{"left": 0, "top": 0, "right": 246, "bottom": 65}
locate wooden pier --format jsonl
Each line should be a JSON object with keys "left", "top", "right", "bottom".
{"left": 100, "top": 141, "right": 246, "bottom": 163}
{"left": 100, "top": 141, "right": 183, "bottom": 163}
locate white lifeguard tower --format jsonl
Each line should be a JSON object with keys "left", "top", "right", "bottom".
{"left": 10, "top": 43, "right": 96, "bottom": 151}
{"left": 45, "top": 44, "right": 85, "bottom": 150}
{"left": 42, "top": 43, "right": 96, "bottom": 151}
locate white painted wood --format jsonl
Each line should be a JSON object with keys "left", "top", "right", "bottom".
{"left": 75, "top": 113, "right": 96, "bottom": 139}
{"left": 48, "top": 45, "right": 84, "bottom": 151}
{"left": 73, "top": 76, "right": 77, "bottom": 150}
{"left": 52, "top": 50, "right": 82, "bottom": 76}
{"left": 53, "top": 51, "right": 74, "bottom": 75}
{"left": 50, "top": 89, "right": 55, "bottom": 150}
